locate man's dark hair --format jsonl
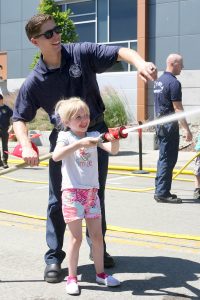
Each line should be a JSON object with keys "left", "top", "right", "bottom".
{"left": 25, "top": 14, "right": 54, "bottom": 40}
{"left": 0, "top": 94, "right": 3, "bottom": 100}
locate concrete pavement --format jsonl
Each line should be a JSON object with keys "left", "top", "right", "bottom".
{"left": 0, "top": 142, "right": 200, "bottom": 299}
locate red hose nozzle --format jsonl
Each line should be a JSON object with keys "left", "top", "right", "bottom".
{"left": 99, "top": 126, "right": 128, "bottom": 143}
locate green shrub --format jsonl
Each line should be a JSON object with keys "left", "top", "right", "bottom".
{"left": 102, "top": 87, "right": 131, "bottom": 128}
{"left": 28, "top": 108, "right": 53, "bottom": 131}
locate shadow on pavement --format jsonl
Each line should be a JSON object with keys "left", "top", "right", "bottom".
{"left": 76, "top": 256, "right": 200, "bottom": 298}
{"left": 181, "top": 199, "right": 200, "bottom": 204}
{"left": 0, "top": 280, "right": 44, "bottom": 283}
{"left": 1, "top": 257, "right": 199, "bottom": 298}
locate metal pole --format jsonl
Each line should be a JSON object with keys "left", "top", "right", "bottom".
{"left": 132, "top": 121, "right": 149, "bottom": 174}
{"left": 138, "top": 122, "right": 143, "bottom": 170}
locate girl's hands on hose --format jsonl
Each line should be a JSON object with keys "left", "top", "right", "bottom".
{"left": 79, "top": 137, "right": 99, "bottom": 148}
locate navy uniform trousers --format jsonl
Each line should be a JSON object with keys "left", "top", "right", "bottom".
{"left": 155, "top": 122, "right": 179, "bottom": 197}
{"left": 45, "top": 121, "right": 108, "bottom": 264}
{"left": 0, "top": 128, "right": 9, "bottom": 163}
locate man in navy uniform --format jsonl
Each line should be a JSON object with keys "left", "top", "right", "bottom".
{"left": 154, "top": 54, "right": 192, "bottom": 203}
{"left": 0, "top": 94, "right": 13, "bottom": 169}
{"left": 13, "top": 14, "right": 157, "bottom": 283}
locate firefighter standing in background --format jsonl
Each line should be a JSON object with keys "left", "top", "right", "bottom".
{"left": 0, "top": 94, "right": 13, "bottom": 169}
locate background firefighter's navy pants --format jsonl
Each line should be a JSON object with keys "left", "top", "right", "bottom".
{"left": 0, "top": 128, "right": 9, "bottom": 162}
{"left": 155, "top": 122, "right": 179, "bottom": 197}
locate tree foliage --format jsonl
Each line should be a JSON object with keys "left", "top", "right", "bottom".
{"left": 30, "top": 0, "right": 78, "bottom": 69}
{"left": 38, "top": 0, "right": 78, "bottom": 43}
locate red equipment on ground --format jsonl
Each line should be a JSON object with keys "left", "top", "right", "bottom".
{"left": 10, "top": 142, "right": 39, "bottom": 158}
{"left": 7, "top": 133, "right": 41, "bottom": 158}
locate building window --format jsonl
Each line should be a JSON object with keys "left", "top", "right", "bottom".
{"left": 109, "top": 0, "right": 137, "bottom": 42}
{"left": 59, "top": 0, "right": 137, "bottom": 72}
{"left": 59, "top": 0, "right": 96, "bottom": 43}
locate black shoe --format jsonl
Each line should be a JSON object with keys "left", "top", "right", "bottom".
{"left": 0, "top": 160, "right": 3, "bottom": 167}
{"left": 104, "top": 252, "right": 115, "bottom": 268}
{"left": 193, "top": 188, "right": 200, "bottom": 200}
{"left": 3, "top": 163, "right": 8, "bottom": 169}
{"left": 87, "top": 236, "right": 115, "bottom": 268}
{"left": 155, "top": 193, "right": 177, "bottom": 199}
{"left": 44, "top": 263, "right": 62, "bottom": 283}
{"left": 89, "top": 251, "right": 115, "bottom": 268}
{"left": 169, "top": 193, "right": 177, "bottom": 199}
{"left": 154, "top": 194, "right": 182, "bottom": 203}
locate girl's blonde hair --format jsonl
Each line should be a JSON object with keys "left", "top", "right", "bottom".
{"left": 55, "top": 97, "right": 90, "bottom": 127}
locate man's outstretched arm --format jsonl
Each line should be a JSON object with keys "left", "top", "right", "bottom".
{"left": 117, "top": 47, "right": 157, "bottom": 82}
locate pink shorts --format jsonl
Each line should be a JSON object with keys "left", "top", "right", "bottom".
{"left": 62, "top": 188, "right": 101, "bottom": 223}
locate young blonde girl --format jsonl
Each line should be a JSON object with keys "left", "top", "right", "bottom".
{"left": 52, "top": 97, "right": 120, "bottom": 295}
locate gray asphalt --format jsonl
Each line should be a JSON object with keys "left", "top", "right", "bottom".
{"left": 0, "top": 144, "right": 200, "bottom": 299}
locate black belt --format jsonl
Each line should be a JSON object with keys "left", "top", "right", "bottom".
{"left": 88, "top": 114, "right": 104, "bottom": 129}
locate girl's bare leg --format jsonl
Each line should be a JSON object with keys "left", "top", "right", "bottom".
{"left": 67, "top": 219, "right": 82, "bottom": 276}
{"left": 86, "top": 218, "right": 104, "bottom": 274}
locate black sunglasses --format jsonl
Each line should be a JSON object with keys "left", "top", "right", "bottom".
{"left": 34, "top": 25, "right": 62, "bottom": 39}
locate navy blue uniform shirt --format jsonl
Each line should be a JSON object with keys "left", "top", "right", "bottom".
{"left": 154, "top": 71, "right": 182, "bottom": 117}
{"left": 0, "top": 104, "right": 13, "bottom": 129}
{"left": 13, "top": 43, "right": 120, "bottom": 125}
